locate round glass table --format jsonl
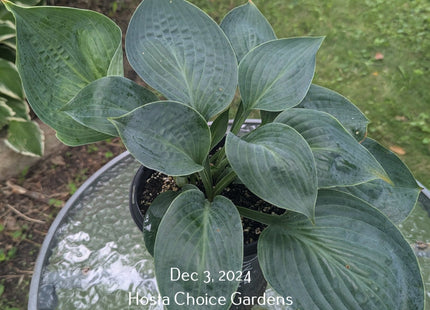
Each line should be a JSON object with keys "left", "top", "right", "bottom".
{"left": 29, "top": 124, "right": 430, "bottom": 309}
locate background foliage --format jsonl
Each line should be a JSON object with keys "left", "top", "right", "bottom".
{"left": 193, "top": 0, "right": 429, "bottom": 188}
{"left": 0, "top": 0, "right": 44, "bottom": 157}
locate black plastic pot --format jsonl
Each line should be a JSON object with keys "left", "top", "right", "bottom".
{"left": 129, "top": 165, "right": 267, "bottom": 310}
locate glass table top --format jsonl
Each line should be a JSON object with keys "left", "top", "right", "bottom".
{"left": 28, "top": 124, "right": 430, "bottom": 309}
{"left": 29, "top": 121, "right": 289, "bottom": 310}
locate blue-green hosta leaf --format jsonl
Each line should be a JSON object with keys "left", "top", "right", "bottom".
{"left": 0, "top": 58, "right": 23, "bottom": 100}
{"left": 298, "top": 84, "right": 369, "bottom": 141}
{"left": 226, "top": 123, "right": 317, "bottom": 221}
{"left": 336, "top": 138, "right": 421, "bottom": 224}
{"left": 155, "top": 189, "right": 243, "bottom": 310}
{"left": 61, "top": 76, "right": 158, "bottom": 136}
{"left": 143, "top": 185, "right": 198, "bottom": 256}
{"left": 275, "top": 108, "right": 390, "bottom": 188}
{"left": 239, "top": 37, "right": 323, "bottom": 112}
{"left": 220, "top": 1, "right": 276, "bottom": 62}
{"left": 5, "top": 117, "right": 43, "bottom": 156}
{"left": 109, "top": 101, "right": 211, "bottom": 176}
{"left": 126, "top": 0, "right": 237, "bottom": 121}
{"left": 4, "top": 2, "right": 123, "bottom": 145}
{"left": 258, "top": 190, "right": 424, "bottom": 310}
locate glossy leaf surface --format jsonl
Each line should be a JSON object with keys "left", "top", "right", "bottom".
{"left": 275, "top": 108, "right": 389, "bottom": 188}
{"left": 258, "top": 190, "right": 424, "bottom": 310}
{"left": 126, "top": 0, "right": 237, "bottom": 120}
{"left": 298, "top": 84, "right": 369, "bottom": 141}
{"left": 226, "top": 123, "right": 317, "bottom": 221}
{"left": 110, "top": 101, "right": 211, "bottom": 176}
{"left": 62, "top": 76, "right": 158, "bottom": 136}
{"left": 220, "top": 1, "right": 276, "bottom": 62}
{"left": 154, "top": 190, "right": 243, "bottom": 310}
{"left": 336, "top": 138, "right": 421, "bottom": 223}
{"left": 239, "top": 37, "right": 323, "bottom": 112}
{"left": 4, "top": 2, "right": 123, "bottom": 145}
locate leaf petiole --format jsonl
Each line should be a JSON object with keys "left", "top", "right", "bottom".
{"left": 236, "top": 205, "right": 281, "bottom": 226}
{"left": 230, "top": 101, "right": 251, "bottom": 135}
{"left": 199, "top": 157, "right": 214, "bottom": 201}
{"left": 213, "top": 169, "right": 237, "bottom": 197}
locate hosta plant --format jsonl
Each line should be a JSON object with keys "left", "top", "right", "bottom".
{"left": 0, "top": 0, "right": 44, "bottom": 156}
{"left": 4, "top": 0, "right": 425, "bottom": 309}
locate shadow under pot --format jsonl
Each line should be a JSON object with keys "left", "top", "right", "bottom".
{"left": 129, "top": 165, "right": 268, "bottom": 310}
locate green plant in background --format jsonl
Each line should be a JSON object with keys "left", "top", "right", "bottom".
{"left": 410, "top": 113, "right": 430, "bottom": 145}
{"left": 0, "top": 0, "right": 43, "bottom": 157}
{"left": 3, "top": 0, "right": 426, "bottom": 309}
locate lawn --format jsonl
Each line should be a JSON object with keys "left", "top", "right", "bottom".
{"left": 194, "top": 0, "right": 430, "bottom": 188}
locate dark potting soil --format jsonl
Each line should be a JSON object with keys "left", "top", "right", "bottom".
{"left": 138, "top": 171, "right": 285, "bottom": 245}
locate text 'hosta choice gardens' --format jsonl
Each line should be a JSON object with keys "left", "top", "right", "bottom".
{"left": 3, "top": 0, "right": 425, "bottom": 309}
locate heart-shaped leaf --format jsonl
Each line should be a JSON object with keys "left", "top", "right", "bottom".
{"left": 62, "top": 76, "right": 158, "bottom": 136}
{"left": 239, "top": 37, "right": 323, "bottom": 112}
{"left": 298, "top": 84, "right": 369, "bottom": 141}
{"left": 126, "top": 0, "right": 237, "bottom": 121}
{"left": 5, "top": 117, "right": 43, "bottom": 156}
{"left": 220, "top": 1, "right": 276, "bottom": 62}
{"left": 154, "top": 189, "right": 243, "bottom": 310}
{"left": 275, "top": 108, "right": 390, "bottom": 188}
{"left": 226, "top": 123, "right": 317, "bottom": 221}
{"left": 110, "top": 101, "right": 211, "bottom": 176}
{"left": 336, "top": 138, "right": 421, "bottom": 223}
{"left": 4, "top": 2, "right": 123, "bottom": 145}
{"left": 258, "top": 190, "right": 424, "bottom": 310}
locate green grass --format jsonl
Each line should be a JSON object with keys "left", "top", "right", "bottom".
{"left": 193, "top": 0, "right": 430, "bottom": 188}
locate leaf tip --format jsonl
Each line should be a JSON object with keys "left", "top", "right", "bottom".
{"left": 315, "top": 36, "right": 325, "bottom": 46}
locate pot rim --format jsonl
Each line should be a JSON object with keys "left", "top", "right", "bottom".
{"left": 128, "top": 165, "right": 259, "bottom": 257}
